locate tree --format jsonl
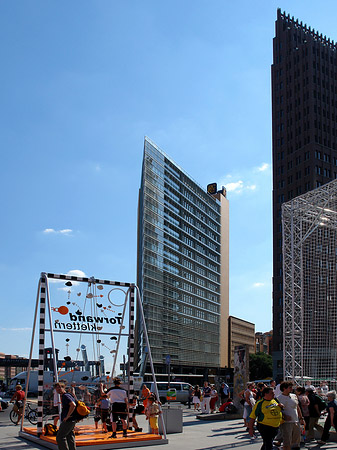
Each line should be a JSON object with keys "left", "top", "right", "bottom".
{"left": 249, "top": 352, "right": 273, "bottom": 381}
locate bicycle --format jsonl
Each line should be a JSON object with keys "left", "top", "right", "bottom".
{"left": 10, "top": 402, "right": 38, "bottom": 425}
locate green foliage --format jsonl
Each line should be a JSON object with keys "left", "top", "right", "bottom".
{"left": 249, "top": 352, "right": 273, "bottom": 381}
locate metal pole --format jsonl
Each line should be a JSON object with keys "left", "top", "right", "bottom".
{"left": 44, "top": 273, "right": 61, "bottom": 417}
{"left": 168, "top": 362, "right": 170, "bottom": 406}
{"left": 20, "top": 278, "right": 41, "bottom": 432}
{"left": 135, "top": 286, "right": 167, "bottom": 440}
{"left": 111, "top": 288, "right": 129, "bottom": 378}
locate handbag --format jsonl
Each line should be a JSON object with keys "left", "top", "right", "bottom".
{"left": 44, "top": 424, "right": 58, "bottom": 436}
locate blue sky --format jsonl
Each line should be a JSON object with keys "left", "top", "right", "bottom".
{"left": 1, "top": 1, "right": 337, "bottom": 365}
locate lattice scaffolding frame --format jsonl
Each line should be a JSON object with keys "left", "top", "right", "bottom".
{"left": 282, "top": 179, "right": 337, "bottom": 381}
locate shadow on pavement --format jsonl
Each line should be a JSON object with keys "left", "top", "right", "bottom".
{"left": 211, "top": 425, "right": 245, "bottom": 432}
{"left": 3, "top": 436, "right": 46, "bottom": 450}
{"left": 208, "top": 430, "right": 256, "bottom": 438}
{"left": 195, "top": 440, "right": 261, "bottom": 450}
{"left": 184, "top": 420, "right": 216, "bottom": 427}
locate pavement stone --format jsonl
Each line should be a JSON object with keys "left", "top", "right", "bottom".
{"left": 1, "top": 405, "right": 337, "bottom": 450}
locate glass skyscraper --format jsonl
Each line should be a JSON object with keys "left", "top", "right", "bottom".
{"left": 136, "top": 137, "right": 229, "bottom": 379}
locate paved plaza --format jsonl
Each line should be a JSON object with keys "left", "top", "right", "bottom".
{"left": 1, "top": 405, "right": 337, "bottom": 450}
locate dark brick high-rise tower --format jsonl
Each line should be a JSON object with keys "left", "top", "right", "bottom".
{"left": 272, "top": 9, "right": 337, "bottom": 379}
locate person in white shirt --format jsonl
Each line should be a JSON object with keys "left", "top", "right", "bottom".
{"left": 106, "top": 378, "right": 128, "bottom": 439}
{"left": 274, "top": 383, "right": 282, "bottom": 398}
{"left": 277, "top": 381, "right": 304, "bottom": 450}
{"left": 243, "top": 383, "right": 256, "bottom": 428}
{"left": 321, "top": 381, "right": 329, "bottom": 397}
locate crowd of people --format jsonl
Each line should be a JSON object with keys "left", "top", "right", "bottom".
{"left": 241, "top": 379, "right": 337, "bottom": 449}
{"left": 190, "top": 381, "right": 235, "bottom": 414}
{"left": 47, "top": 378, "right": 162, "bottom": 450}
{"left": 9, "top": 376, "right": 337, "bottom": 450}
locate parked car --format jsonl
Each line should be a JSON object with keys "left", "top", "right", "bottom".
{"left": 142, "top": 382, "right": 193, "bottom": 404}
{"left": 0, "top": 397, "right": 9, "bottom": 410}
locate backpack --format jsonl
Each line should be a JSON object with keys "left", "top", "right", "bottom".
{"left": 44, "top": 423, "right": 58, "bottom": 436}
{"left": 100, "top": 398, "right": 109, "bottom": 410}
{"left": 315, "top": 395, "right": 327, "bottom": 412}
{"left": 72, "top": 400, "right": 90, "bottom": 421}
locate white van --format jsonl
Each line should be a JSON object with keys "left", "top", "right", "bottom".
{"left": 142, "top": 381, "right": 192, "bottom": 404}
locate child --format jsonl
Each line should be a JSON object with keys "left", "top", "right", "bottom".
{"left": 145, "top": 395, "right": 161, "bottom": 435}
{"left": 130, "top": 393, "right": 143, "bottom": 432}
{"left": 98, "top": 394, "right": 110, "bottom": 433}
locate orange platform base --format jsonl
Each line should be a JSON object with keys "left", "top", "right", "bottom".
{"left": 20, "top": 424, "right": 168, "bottom": 449}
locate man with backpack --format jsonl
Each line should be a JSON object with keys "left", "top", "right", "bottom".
{"left": 305, "top": 388, "right": 325, "bottom": 440}
{"left": 248, "top": 387, "right": 283, "bottom": 450}
{"left": 54, "top": 382, "right": 77, "bottom": 450}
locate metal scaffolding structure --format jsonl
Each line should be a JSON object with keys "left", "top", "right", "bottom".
{"left": 282, "top": 179, "right": 337, "bottom": 381}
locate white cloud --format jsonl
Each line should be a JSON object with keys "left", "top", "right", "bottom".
{"left": 49, "top": 269, "right": 87, "bottom": 285}
{"left": 43, "top": 228, "right": 73, "bottom": 235}
{"left": 224, "top": 180, "right": 256, "bottom": 194}
{"left": 257, "top": 163, "right": 269, "bottom": 172}
{"left": 226, "top": 180, "right": 244, "bottom": 192}
{"left": 67, "top": 270, "right": 86, "bottom": 278}
{"left": 253, "top": 282, "right": 265, "bottom": 288}
{"left": 220, "top": 161, "right": 271, "bottom": 195}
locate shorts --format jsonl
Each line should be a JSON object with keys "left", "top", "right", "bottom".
{"left": 149, "top": 416, "right": 158, "bottom": 430}
{"left": 243, "top": 404, "right": 252, "bottom": 419}
{"left": 101, "top": 409, "right": 109, "bottom": 423}
{"left": 193, "top": 397, "right": 200, "bottom": 404}
{"left": 94, "top": 407, "right": 101, "bottom": 422}
{"left": 280, "top": 422, "right": 301, "bottom": 447}
{"left": 111, "top": 403, "right": 127, "bottom": 422}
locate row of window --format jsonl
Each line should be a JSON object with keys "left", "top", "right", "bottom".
{"left": 277, "top": 134, "right": 337, "bottom": 151}
{"left": 315, "top": 166, "right": 332, "bottom": 177}
{"left": 144, "top": 152, "right": 221, "bottom": 228}
{"left": 158, "top": 237, "right": 219, "bottom": 275}
{"left": 275, "top": 86, "right": 337, "bottom": 115}
{"left": 144, "top": 204, "right": 221, "bottom": 265}
{"left": 144, "top": 248, "right": 220, "bottom": 286}
{"left": 144, "top": 274, "right": 219, "bottom": 305}
{"left": 275, "top": 183, "right": 310, "bottom": 201}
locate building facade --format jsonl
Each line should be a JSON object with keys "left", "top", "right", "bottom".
{"left": 0, "top": 353, "right": 27, "bottom": 387}
{"left": 255, "top": 331, "right": 273, "bottom": 355}
{"left": 136, "top": 137, "right": 229, "bottom": 380}
{"left": 272, "top": 9, "right": 337, "bottom": 379}
{"left": 228, "top": 316, "right": 255, "bottom": 369}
